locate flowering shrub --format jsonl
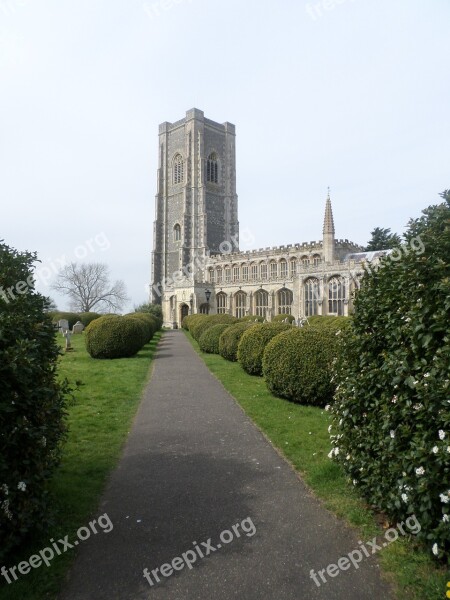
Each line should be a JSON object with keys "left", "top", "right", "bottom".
{"left": 0, "top": 242, "right": 70, "bottom": 560}
{"left": 329, "top": 192, "right": 450, "bottom": 561}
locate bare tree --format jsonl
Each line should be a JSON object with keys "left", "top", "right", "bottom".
{"left": 52, "top": 263, "right": 129, "bottom": 313}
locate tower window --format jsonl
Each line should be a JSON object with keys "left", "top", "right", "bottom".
{"left": 173, "top": 154, "right": 184, "bottom": 185}
{"left": 207, "top": 152, "right": 218, "bottom": 184}
{"left": 173, "top": 224, "right": 181, "bottom": 241}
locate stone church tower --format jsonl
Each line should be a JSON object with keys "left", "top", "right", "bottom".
{"left": 151, "top": 108, "right": 366, "bottom": 327}
{"left": 151, "top": 108, "right": 239, "bottom": 303}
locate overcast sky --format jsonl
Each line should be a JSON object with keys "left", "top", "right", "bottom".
{"left": 1, "top": 0, "right": 449, "bottom": 312}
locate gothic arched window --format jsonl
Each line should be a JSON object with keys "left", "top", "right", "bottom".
{"left": 279, "top": 260, "right": 288, "bottom": 279}
{"left": 328, "top": 276, "right": 345, "bottom": 316}
{"left": 173, "top": 223, "right": 181, "bottom": 241}
{"left": 216, "top": 292, "right": 227, "bottom": 314}
{"left": 254, "top": 289, "right": 269, "bottom": 318}
{"left": 207, "top": 152, "right": 218, "bottom": 184}
{"left": 305, "top": 278, "right": 320, "bottom": 316}
{"left": 173, "top": 154, "right": 184, "bottom": 185}
{"left": 234, "top": 291, "right": 247, "bottom": 318}
{"left": 277, "top": 288, "right": 293, "bottom": 314}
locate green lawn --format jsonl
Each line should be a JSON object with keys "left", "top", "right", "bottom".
{"left": 185, "top": 331, "right": 448, "bottom": 600}
{"left": 0, "top": 332, "right": 161, "bottom": 600}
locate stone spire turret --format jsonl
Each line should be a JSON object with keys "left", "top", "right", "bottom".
{"left": 323, "top": 188, "right": 335, "bottom": 263}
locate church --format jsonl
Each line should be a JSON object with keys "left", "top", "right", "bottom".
{"left": 151, "top": 108, "right": 376, "bottom": 328}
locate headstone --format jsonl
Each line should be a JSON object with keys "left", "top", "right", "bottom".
{"left": 58, "top": 319, "right": 69, "bottom": 333}
{"left": 72, "top": 321, "right": 84, "bottom": 334}
{"left": 63, "top": 330, "right": 72, "bottom": 351}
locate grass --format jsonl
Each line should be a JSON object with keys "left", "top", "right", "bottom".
{"left": 0, "top": 331, "right": 162, "bottom": 600}
{"left": 185, "top": 330, "right": 449, "bottom": 600}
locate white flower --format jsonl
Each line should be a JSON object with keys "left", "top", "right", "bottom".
{"left": 346, "top": 454, "right": 351, "bottom": 460}
{"left": 423, "top": 372, "right": 430, "bottom": 378}
{"left": 324, "top": 405, "right": 331, "bottom": 412}
{"left": 442, "top": 514, "right": 449, "bottom": 522}
{"left": 391, "top": 396, "right": 397, "bottom": 403}
{"left": 327, "top": 449, "right": 334, "bottom": 459}
{"left": 413, "top": 380, "right": 419, "bottom": 386}
{"left": 17, "top": 481, "right": 26, "bottom": 492}
{"left": 432, "top": 446, "right": 439, "bottom": 454}
{"left": 440, "top": 492, "right": 450, "bottom": 504}
{"left": 401, "top": 493, "right": 408, "bottom": 503}
{"left": 447, "top": 446, "right": 450, "bottom": 453}
{"left": 415, "top": 466, "right": 425, "bottom": 476}
{"left": 328, "top": 425, "right": 332, "bottom": 433}
{"left": 353, "top": 479, "right": 357, "bottom": 486}
{"left": 390, "top": 430, "right": 395, "bottom": 439}
{"left": 431, "top": 543, "right": 438, "bottom": 556}
{"left": 334, "top": 447, "right": 340, "bottom": 456}
{"left": 413, "top": 403, "right": 423, "bottom": 411}
{"left": 438, "top": 430, "right": 445, "bottom": 440}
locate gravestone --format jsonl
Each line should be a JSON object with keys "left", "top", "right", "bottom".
{"left": 58, "top": 319, "right": 69, "bottom": 333}
{"left": 72, "top": 321, "right": 84, "bottom": 334}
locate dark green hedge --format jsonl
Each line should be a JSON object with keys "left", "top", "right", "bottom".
{"left": 199, "top": 323, "right": 231, "bottom": 354}
{"left": 219, "top": 322, "right": 258, "bottom": 362}
{"left": 237, "top": 322, "right": 292, "bottom": 376}
{"left": 263, "top": 327, "right": 341, "bottom": 406}
{"left": 85, "top": 315, "right": 147, "bottom": 359}
{"left": 0, "top": 242, "right": 70, "bottom": 560}
{"left": 329, "top": 192, "right": 450, "bottom": 560}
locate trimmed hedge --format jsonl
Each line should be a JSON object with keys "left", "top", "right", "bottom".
{"left": 0, "top": 242, "right": 70, "bottom": 560}
{"left": 85, "top": 315, "right": 147, "bottom": 359}
{"left": 190, "top": 314, "right": 237, "bottom": 342}
{"left": 263, "top": 327, "right": 342, "bottom": 406}
{"left": 272, "top": 314, "right": 295, "bottom": 323}
{"left": 219, "top": 322, "right": 258, "bottom": 362}
{"left": 125, "top": 312, "right": 157, "bottom": 345}
{"left": 199, "top": 323, "right": 231, "bottom": 354}
{"left": 182, "top": 314, "right": 201, "bottom": 331}
{"left": 237, "top": 322, "right": 292, "bottom": 376}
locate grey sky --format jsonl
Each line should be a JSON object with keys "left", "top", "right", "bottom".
{"left": 1, "top": 0, "right": 449, "bottom": 311}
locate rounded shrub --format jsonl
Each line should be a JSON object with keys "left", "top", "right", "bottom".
{"left": 78, "top": 312, "right": 102, "bottom": 327}
{"left": 329, "top": 193, "right": 450, "bottom": 561}
{"left": 237, "top": 322, "right": 291, "bottom": 376}
{"left": 125, "top": 312, "right": 156, "bottom": 345}
{"left": 219, "top": 322, "right": 258, "bottom": 362}
{"left": 262, "top": 327, "right": 341, "bottom": 406}
{"left": 190, "top": 314, "right": 237, "bottom": 342}
{"left": 0, "top": 242, "right": 70, "bottom": 560}
{"left": 85, "top": 315, "right": 146, "bottom": 358}
{"left": 182, "top": 314, "right": 200, "bottom": 331}
{"left": 199, "top": 323, "right": 231, "bottom": 354}
{"left": 272, "top": 314, "right": 295, "bottom": 323}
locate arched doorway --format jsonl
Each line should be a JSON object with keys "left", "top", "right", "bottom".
{"left": 180, "top": 303, "right": 189, "bottom": 324}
